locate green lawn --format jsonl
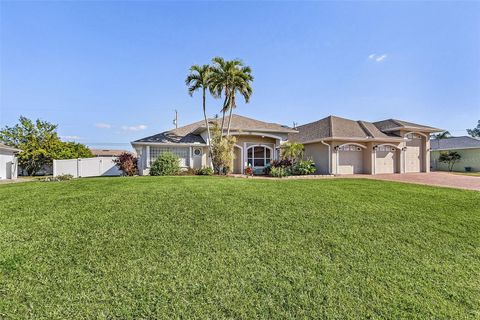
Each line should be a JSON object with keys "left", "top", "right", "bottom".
{"left": 1, "top": 177, "right": 479, "bottom": 319}
{"left": 452, "top": 171, "right": 480, "bottom": 177}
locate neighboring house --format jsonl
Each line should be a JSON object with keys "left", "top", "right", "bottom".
{"left": 289, "top": 116, "right": 442, "bottom": 174}
{"left": 131, "top": 115, "right": 296, "bottom": 175}
{"left": 0, "top": 143, "right": 21, "bottom": 180}
{"left": 430, "top": 136, "right": 480, "bottom": 172}
{"left": 90, "top": 149, "right": 130, "bottom": 157}
{"left": 131, "top": 114, "right": 442, "bottom": 175}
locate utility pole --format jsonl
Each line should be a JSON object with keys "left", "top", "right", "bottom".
{"left": 293, "top": 121, "right": 298, "bottom": 129}
{"left": 173, "top": 110, "right": 178, "bottom": 129}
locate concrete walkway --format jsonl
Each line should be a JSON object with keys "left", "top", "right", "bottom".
{"left": 343, "top": 172, "right": 480, "bottom": 191}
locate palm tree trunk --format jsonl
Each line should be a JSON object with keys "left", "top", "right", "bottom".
{"left": 226, "top": 104, "right": 233, "bottom": 136}
{"left": 202, "top": 88, "right": 213, "bottom": 168}
{"left": 220, "top": 88, "right": 229, "bottom": 137}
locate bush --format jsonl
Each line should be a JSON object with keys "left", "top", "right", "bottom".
{"left": 44, "top": 174, "right": 73, "bottom": 182}
{"left": 293, "top": 160, "right": 316, "bottom": 175}
{"left": 269, "top": 166, "right": 290, "bottom": 178}
{"left": 149, "top": 152, "right": 181, "bottom": 176}
{"left": 196, "top": 167, "right": 214, "bottom": 176}
{"left": 113, "top": 152, "right": 138, "bottom": 176}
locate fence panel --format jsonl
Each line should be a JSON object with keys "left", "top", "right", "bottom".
{"left": 54, "top": 157, "right": 121, "bottom": 178}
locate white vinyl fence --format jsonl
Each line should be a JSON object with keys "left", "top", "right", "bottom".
{"left": 53, "top": 157, "right": 121, "bottom": 178}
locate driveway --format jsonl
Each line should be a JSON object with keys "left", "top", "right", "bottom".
{"left": 345, "top": 172, "right": 480, "bottom": 191}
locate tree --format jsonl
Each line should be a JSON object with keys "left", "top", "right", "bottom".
{"left": 54, "top": 142, "right": 93, "bottom": 159}
{"left": 467, "top": 120, "right": 480, "bottom": 137}
{"left": 281, "top": 142, "right": 304, "bottom": 163}
{"left": 186, "top": 64, "right": 213, "bottom": 166}
{"left": 210, "top": 122, "right": 236, "bottom": 174}
{"left": 0, "top": 116, "right": 92, "bottom": 176}
{"left": 438, "top": 151, "right": 461, "bottom": 172}
{"left": 209, "top": 57, "right": 253, "bottom": 136}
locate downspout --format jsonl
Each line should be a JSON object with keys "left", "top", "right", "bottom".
{"left": 320, "top": 140, "right": 331, "bottom": 175}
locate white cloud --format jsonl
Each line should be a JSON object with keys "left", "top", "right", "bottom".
{"left": 60, "top": 135, "right": 82, "bottom": 140}
{"left": 121, "top": 124, "right": 147, "bottom": 132}
{"left": 368, "top": 53, "right": 388, "bottom": 62}
{"left": 95, "top": 122, "right": 112, "bottom": 129}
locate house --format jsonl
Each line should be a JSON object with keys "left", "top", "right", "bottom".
{"left": 90, "top": 149, "right": 130, "bottom": 157}
{"left": 289, "top": 116, "right": 442, "bottom": 174}
{"left": 131, "top": 114, "right": 442, "bottom": 175}
{"left": 131, "top": 115, "right": 296, "bottom": 175}
{"left": 430, "top": 136, "right": 480, "bottom": 172}
{"left": 0, "top": 143, "right": 21, "bottom": 180}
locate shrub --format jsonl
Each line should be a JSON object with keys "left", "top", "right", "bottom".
{"left": 269, "top": 166, "right": 290, "bottom": 178}
{"left": 196, "top": 167, "right": 214, "bottom": 176}
{"left": 293, "top": 160, "right": 316, "bottom": 175}
{"left": 149, "top": 152, "right": 181, "bottom": 176}
{"left": 210, "top": 123, "right": 236, "bottom": 174}
{"left": 44, "top": 174, "right": 73, "bottom": 182}
{"left": 438, "top": 151, "right": 461, "bottom": 172}
{"left": 113, "top": 152, "right": 138, "bottom": 176}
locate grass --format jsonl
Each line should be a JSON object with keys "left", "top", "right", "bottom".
{"left": 1, "top": 177, "right": 479, "bottom": 319}
{"left": 452, "top": 171, "right": 480, "bottom": 177}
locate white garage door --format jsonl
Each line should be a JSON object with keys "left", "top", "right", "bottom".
{"left": 338, "top": 145, "right": 363, "bottom": 174}
{"left": 405, "top": 134, "right": 422, "bottom": 173}
{"left": 375, "top": 146, "right": 396, "bottom": 174}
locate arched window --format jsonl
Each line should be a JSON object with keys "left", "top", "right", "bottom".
{"left": 247, "top": 146, "right": 272, "bottom": 167}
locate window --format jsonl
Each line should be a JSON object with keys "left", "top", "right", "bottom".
{"left": 193, "top": 148, "right": 202, "bottom": 156}
{"left": 247, "top": 146, "right": 271, "bottom": 167}
{"left": 377, "top": 145, "right": 395, "bottom": 152}
{"left": 150, "top": 147, "right": 189, "bottom": 167}
{"left": 338, "top": 145, "right": 362, "bottom": 151}
{"left": 406, "top": 133, "right": 422, "bottom": 140}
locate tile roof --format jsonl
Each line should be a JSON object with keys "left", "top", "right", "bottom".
{"left": 289, "top": 115, "right": 394, "bottom": 143}
{"left": 430, "top": 136, "right": 480, "bottom": 151}
{"left": 90, "top": 149, "right": 130, "bottom": 157}
{"left": 133, "top": 114, "right": 296, "bottom": 144}
{"left": 373, "top": 119, "right": 441, "bottom": 132}
{"left": 0, "top": 143, "right": 21, "bottom": 152}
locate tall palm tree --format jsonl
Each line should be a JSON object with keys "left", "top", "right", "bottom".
{"left": 186, "top": 64, "right": 213, "bottom": 162}
{"left": 210, "top": 57, "right": 253, "bottom": 136}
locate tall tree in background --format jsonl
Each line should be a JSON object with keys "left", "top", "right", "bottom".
{"left": 210, "top": 57, "right": 254, "bottom": 136}
{"left": 467, "top": 120, "right": 480, "bottom": 137}
{"left": 0, "top": 116, "right": 92, "bottom": 175}
{"left": 186, "top": 64, "right": 213, "bottom": 163}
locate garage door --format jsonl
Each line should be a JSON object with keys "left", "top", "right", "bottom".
{"left": 405, "top": 134, "right": 422, "bottom": 173}
{"left": 375, "top": 145, "right": 396, "bottom": 174}
{"left": 338, "top": 145, "right": 363, "bottom": 174}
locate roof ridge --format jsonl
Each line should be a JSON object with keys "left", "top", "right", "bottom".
{"left": 357, "top": 120, "right": 373, "bottom": 137}
{"left": 328, "top": 115, "right": 333, "bottom": 138}
{"left": 390, "top": 119, "right": 403, "bottom": 126}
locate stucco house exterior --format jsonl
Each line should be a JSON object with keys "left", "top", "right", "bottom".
{"left": 289, "top": 116, "right": 442, "bottom": 175}
{"left": 0, "top": 143, "right": 20, "bottom": 180}
{"left": 430, "top": 136, "right": 480, "bottom": 172}
{"left": 131, "top": 115, "right": 296, "bottom": 175}
{"left": 131, "top": 114, "right": 442, "bottom": 175}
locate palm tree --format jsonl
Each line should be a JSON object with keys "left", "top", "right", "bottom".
{"left": 431, "top": 131, "right": 451, "bottom": 149}
{"left": 186, "top": 64, "right": 213, "bottom": 162}
{"left": 210, "top": 57, "right": 253, "bottom": 136}
{"left": 281, "top": 142, "right": 304, "bottom": 163}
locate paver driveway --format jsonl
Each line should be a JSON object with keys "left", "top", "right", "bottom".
{"left": 346, "top": 172, "right": 480, "bottom": 191}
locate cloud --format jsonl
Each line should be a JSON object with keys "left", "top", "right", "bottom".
{"left": 60, "top": 135, "right": 82, "bottom": 140}
{"left": 95, "top": 122, "right": 112, "bottom": 129}
{"left": 121, "top": 124, "right": 147, "bottom": 132}
{"left": 368, "top": 53, "right": 388, "bottom": 62}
